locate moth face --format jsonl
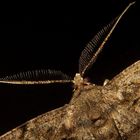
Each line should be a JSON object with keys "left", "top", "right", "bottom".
{"left": 74, "top": 73, "right": 84, "bottom": 86}
{"left": 74, "top": 73, "right": 91, "bottom": 88}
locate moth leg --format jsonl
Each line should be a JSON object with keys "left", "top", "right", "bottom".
{"left": 103, "top": 79, "right": 110, "bottom": 86}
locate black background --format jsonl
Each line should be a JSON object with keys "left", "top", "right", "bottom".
{"left": 0, "top": 0, "right": 139, "bottom": 135}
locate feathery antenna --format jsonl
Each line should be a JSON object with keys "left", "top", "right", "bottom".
{"left": 0, "top": 2, "right": 135, "bottom": 85}
{"left": 79, "top": 1, "right": 135, "bottom": 77}
{"left": 0, "top": 69, "right": 73, "bottom": 85}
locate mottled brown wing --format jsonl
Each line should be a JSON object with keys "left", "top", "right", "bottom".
{"left": 0, "top": 69, "right": 73, "bottom": 85}
{"left": 1, "top": 62, "right": 138, "bottom": 140}
{"left": 0, "top": 54, "right": 139, "bottom": 139}
{"left": 46, "top": 61, "right": 140, "bottom": 140}
{"left": 79, "top": 2, "right": 135, "bottom": 77}
{"left": 105, "top": 60, "right": 140, "bottom": 139}
{"left": 108, "top": 60, "right": 140, "bottom": 87}
{"left": 0, "top": 105, "right": 68, "bottom": 140}
{"left": 0, "top": 2, "right": 137, "bottom": 140}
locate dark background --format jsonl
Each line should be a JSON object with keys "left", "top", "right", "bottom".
{"left": 0, "top": 0, "right": 139, "bottom": 135}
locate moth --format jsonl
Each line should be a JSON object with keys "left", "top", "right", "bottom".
{"left": 0, "top": 2, "right": 139, "bottom": 140}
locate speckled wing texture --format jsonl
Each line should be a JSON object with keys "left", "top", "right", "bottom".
{"left": 0, "top": 69, "right": 73, "bottom": 85}
{"left": 0, "top": 2, "right": 139, "bottom": 140}
{"left": 109, "top": 60, "right": 140, "bottom": 87}
{"left": 0, "top": 105, "right": 68, "bottom": 140}
{"left": 0, "top": 60, "right": 139, "bottom": 140}
{"left": 79, "top": 2, "right": 135, "bottom": 77}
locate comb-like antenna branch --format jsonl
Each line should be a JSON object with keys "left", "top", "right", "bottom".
{"left": 79, "top": 1, "right": 135, "bottom": 77}
{"left": 0, "top": 69, "right": 73, "bottom": 85}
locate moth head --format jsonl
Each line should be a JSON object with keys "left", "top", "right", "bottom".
{"left": 74, "top": 73, "right": 83, "bottom": 86}
{"left": 73, "top": 73, "right": 91, "bottom": 89}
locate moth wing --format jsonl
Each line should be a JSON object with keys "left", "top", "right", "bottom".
{"left": 109, "top": 60, "right": 140, "bottom": 87}
{"left": 0, "top": 105, "right": 67, "bottom": 140}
